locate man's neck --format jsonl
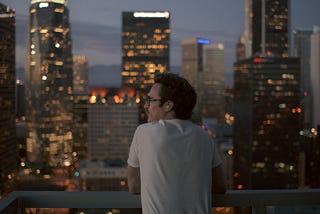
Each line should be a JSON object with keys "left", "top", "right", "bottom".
{"left": 163, "top": 111, "right": 176, "bottom": 120}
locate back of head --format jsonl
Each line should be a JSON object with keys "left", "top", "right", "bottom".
{"left": 154, "top": 73, "right": 197, "bottom": 120}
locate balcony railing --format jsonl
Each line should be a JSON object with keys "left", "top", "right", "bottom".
{"left": 1, "top": 189, "right": 320, "bottom": 214}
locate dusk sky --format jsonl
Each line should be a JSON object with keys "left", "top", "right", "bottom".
{"left": 1, "top": 0, "right": 320, "bottom": 86}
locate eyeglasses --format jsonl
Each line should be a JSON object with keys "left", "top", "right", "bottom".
{"left": 145, "top": 97, "right": 162, "bottom": 105}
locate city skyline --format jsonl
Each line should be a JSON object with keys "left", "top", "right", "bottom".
{"left": 1, "top": 0, "right": 320, "bottom": 86}
{"left": 1, "top": 0, "right": 320, "bottom": 202}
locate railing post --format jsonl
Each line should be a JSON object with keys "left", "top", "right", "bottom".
{"left": 17, "top": 197, "right": 24, "bottom": 214}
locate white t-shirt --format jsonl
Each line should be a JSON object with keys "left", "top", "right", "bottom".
{"left": 127, "top": 119, "right": 222, "bottom": 214}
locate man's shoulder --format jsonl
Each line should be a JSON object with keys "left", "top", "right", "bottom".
{"left": 138, "top": 119, "right": 205, "bottom": 130}
{"left": 134, "top": 121, "right": 168, "bottom": 140}
{"left": 137, "top": 120, "right": 166, "bottom": 130}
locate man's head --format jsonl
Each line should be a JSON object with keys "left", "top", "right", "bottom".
{"left": 144, "top": 73, "right": 197, "bottom": 122}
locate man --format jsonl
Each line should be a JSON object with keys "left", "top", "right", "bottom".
{"left": 127, "top": 73, "right": 226, "bottom": 213}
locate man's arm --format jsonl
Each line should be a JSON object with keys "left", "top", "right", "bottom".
{"left": 212, "top": 164, "right": 227, "bottom": 194}
{"left": 127, "top": 165, "right": 141, "bottom": 194}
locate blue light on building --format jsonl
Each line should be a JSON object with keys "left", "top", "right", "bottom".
{"left": 197, "top": 38, "right": 211, "bottom": 44}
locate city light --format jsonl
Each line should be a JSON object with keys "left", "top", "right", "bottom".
{"left": 197, "top": 38, "right": 211, "bottom": 44}
{"left": 31, "top": 0, "right": 66, "bottom": 5}
{"left": 133, "top": 11, "right": 170, "bottom": 18}
{"left": 253, "top": 57, "right": 265, "bottom": 63}
{"left": 39, "top": 2, "right": 49, "bottom": 8}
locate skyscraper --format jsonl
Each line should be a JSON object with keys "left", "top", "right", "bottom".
{"left": 182, "top": 38, "right": 207, "bottom": 89}
{"left": 293, "top": 28, "right": 313, "bottom": 128}
{"left": 182, "top": 38, "right": 226, "bottom": 122}
{"left": 121, "top": 11, "right": 170, "bottom": 122}
{"left": 182, "top": 38, "right": 209, "bottom": 120}
{"left": 247, "top": 0, "right": 289, "bottom": 57}
{"left": 88, "top": 88, "right": 139, "bottom": 162}
{"left": 201, "top": 43, "right": 226, "bottom": 122}
{"left": 243, "top": 0, "right": 252, "bottom": 58}
{"left": 236, "top": 36, "right": 246, "bottom": 61}
{"left": 0, "top": 2, "right": 17, "bottom": 196}
{"left": 73, "top": 56, "right": 89, "bottom": 161}
{"left": 25, "top": 0, "right": 73, "bottom": 168}
{"left": 233, "top": 56, "right": 301, "bottom": 189}
{"left": 310, "top": 26, "right": 320, "bottom": 129}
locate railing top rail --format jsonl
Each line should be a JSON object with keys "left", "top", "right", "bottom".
{"left": 4, "top": 189, "right": 320, "bottom": 209}
{"left": 0, "top": 194, "right": 18, "bottom": 213}
{"left": 214, "top": 189, "right": 320, "bottom": 207}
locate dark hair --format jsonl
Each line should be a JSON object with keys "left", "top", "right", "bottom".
{"left": 154, "top": 73, "right": 197, "bottom": 120}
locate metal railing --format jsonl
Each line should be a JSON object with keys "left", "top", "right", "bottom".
{"left": 1, "top": 189, "right": 320, "bottom": 214}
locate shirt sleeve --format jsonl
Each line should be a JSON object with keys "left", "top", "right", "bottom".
{"left": 127, "top": 126, "right": 140, "bottom": 168}
{"left": 212, "top": 139, "right": 222, "bottom": 168}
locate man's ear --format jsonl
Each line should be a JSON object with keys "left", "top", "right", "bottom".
{"left": 165, "top": 100, "right": 174, "bottom": 112}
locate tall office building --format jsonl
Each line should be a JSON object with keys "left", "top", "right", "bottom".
{"left": 73, "top": 56, "right": 89, "bottom": 161}
{"left": 182, "top": 38, "right": 209, "bottom": 121}
{"left": 306, "top": 27, "right": 320, "bottom": 188}
{"left": 16, "top": 80, "right": 27, "bottom": 167}
{"left": 245, "top": 0, "right": 289, "bottom": 57}
{"left": 233, "top": 56, "right": 301, "bottom": 189}
{"left": 243, "top": 0, "right": 252, "bottom": 58}
{"left": 294, "top": 27, "right": 320, "bottom": 189}
{"left": 16, "top": 80, "right": 26, "bottom": 119}
{"left": 122, "top": 11, "right": 170, "bottom": 122}
{"left": 201, "top": 43, "right": 226, "bottom": 122}
{"left": 182, "top": 38, "right": 208, "bottom": 89}
{"left": 88, "top": 88, "right": 139, "bottom": 162}
{"left": 25, "top": 0, "right": 74, "bottom": 167}
{"left": 181, "top": 38, "right": 211, "bottom": 91}
{"left": 293, "top": 28, "right": 313, "bottom": 128}
{"left": 0, "top": 3, "right": 17, "bottom": 196}
{"left": 236, "top": 36, "right": 246, "bottom": 61}
{"left": 182, "top": 38, "right": 226, "bottom": 122}
{"left": 310, "top": 26, "right": 320, "bottom": 129}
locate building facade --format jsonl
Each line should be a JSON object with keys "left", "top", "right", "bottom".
{"left": 248, "top": 0, "right": 289, "bottom": 57}
{"left": 73, "top": 56, "right": 89, "bottom": 161}
{"left": 310, "top": 27, "right": 320, "bottom": 129}
{"left": 305, "top": 27, "right": 320, "bottom": 188}
{"left": 88, "top": 88, "right": 139, "bottom": 162}
{"left": 25, "top": 0, "right": 74, "bottom": 168}
{"left": 293, "top": 28, "right": 313, "bottom": 129}
{"left": 202, "top": 43, "right": 226, "bottom": 122}
{"left": 121, "top": 11, "right": 170, "bottom": 122}
{"left": 182, "top": 38, "right": 226, "bottom": 122}
{"left": 0, "top": 3, "right": 17, "bottom": 196}
{"left": 233, "top": 56, "right": 301, "bottom": 189}
{"left": 236, "top": 36, "right": 246, "bottom": 61}
{"left": 78, "top": 160, "right": 127, "bottom": 191}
